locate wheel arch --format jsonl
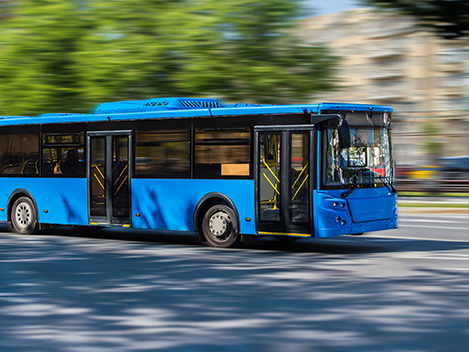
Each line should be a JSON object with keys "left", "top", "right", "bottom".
{"left": 193, "top": 192, "right": 240, "bottom": 234}
{"left": 7, "top": 189, "right": 39, "bottom": 222}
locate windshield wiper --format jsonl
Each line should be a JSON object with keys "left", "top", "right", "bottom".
{"left": 341, "top": 184, "right": 360, "bottom": 198}
{"left": 378, "top": 175, "right": 397, "bottom": 194}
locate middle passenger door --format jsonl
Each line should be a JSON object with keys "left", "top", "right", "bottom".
{"left": 88, "top": 131, "right": 131, "bottom": 226}
{"left": 255, "top": 126, "right": 314, "bottom": 237}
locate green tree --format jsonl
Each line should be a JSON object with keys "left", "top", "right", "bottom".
{"left": 361, "top": 0, "right": 469, "bottom": 39}
{"left": 0, "top": 0, "right": 339, "bottom": 116}
{"left": 0, "top": 1, "right": 87, "bottom": 114}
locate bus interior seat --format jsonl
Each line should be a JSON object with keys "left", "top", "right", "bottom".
{"left": 21, "top": 159, "right": 37, "bottom": 175}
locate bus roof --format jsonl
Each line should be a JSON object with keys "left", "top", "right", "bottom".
{"left": 0, "top": 98, "right": 392, "bottom": 126}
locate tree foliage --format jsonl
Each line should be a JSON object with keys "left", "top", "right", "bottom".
{"left": 0, "top": 0, "right": 339, "bottom": 115}
{"left": 361, "top": 0, "right": 469, "bottom": 39}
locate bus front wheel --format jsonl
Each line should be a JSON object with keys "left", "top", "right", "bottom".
{"left": 202, "top": 205, "right": 239, "bottom": 248}
{"left": 11, "top": 197, "right": 38, "bottom": 235}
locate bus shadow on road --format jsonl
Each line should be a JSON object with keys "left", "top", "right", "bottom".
{"left": 238, "top": 235, "right": 468, "bottom": 254}
{"left": 17, "top": 225, "right": 466, "bottom": 256}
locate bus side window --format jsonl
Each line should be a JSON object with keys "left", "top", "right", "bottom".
{"left": 43, "top": 147, "right": 84, "bottom": 177}
{"left": 194, "top": 130, "right": 251, "bottom": 179}
{"left": 135, "top": 130, "right": 190, "bottom": 178}
{"left": 42, "top": 133, "right": 85, "bottom": 177}
{"left": 0, "top": 133, "right": 39, "bottom": 176}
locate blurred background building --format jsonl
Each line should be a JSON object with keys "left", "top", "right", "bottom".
{"left": 299, "top": 8, "right": 469, "bottom": 168}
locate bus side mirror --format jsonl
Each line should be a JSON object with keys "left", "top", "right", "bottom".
{"left": 338, "top": 119, "right": 351, "bottom": 149}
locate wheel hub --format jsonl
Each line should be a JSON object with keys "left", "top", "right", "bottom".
{"left": 16, "top": 204, "right": 31, "bottom": 228}
{"left": 209, "top": 211, "right": 230, "bottom": 238}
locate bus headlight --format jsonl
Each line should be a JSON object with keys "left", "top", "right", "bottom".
{"left": 327, "top": 199, "right": 347, "bottom": 210}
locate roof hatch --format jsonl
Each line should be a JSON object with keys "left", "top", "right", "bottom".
{"left": 95, "top": 97, "right": 224, "bottom": 114}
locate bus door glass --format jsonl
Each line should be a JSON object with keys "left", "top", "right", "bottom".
{"left": 258, "top": 132, "right": 281, "bottom": 222}
{"left": 90, "top": 136, "right": 106, "bottom": 218}
{"left": 112, "top": 136, "right": 130, "bottom": 220}
{"left": 255, "top": 127, "right": 312, "bottom": 235}
{"left": 290, "top": 133, "right": 310, "bottom": 224}
{"left": 88, "top": 132, "right": 131, "bottom": 225}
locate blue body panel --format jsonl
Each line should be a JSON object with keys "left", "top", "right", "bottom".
{"left": 314, "top": 188, "right": 397, "bottom": 238}
{"left": 0, "top": 114, "right": 110, "bottom": 126}
{"left": 0, "top": 178, "right": 88, "bottom": 225}
{"left": 0, "top": 177, "right": 397, "bottom": 237}
{"left": 131, "top": 179, "right": 256, "bottom": 234}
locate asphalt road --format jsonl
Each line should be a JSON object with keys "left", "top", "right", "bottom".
{"left": 0, "top": 207, "right": 467, "bottom": 352}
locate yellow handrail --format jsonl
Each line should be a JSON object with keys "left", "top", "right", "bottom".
{"left": 113, "top": 164, "right": 128, "bottom": 186}
{"left": 262, "top": 159, "right": 280, "bottom": 183}
{"left": 292, "top": 175, "right": 309, "bottom": 200}
{"left": 291, "top": 162, "right": 308, "bottom": 189}
{"left": 114, "top": 175, "right": 128, "bottom": 196}
{"left": 261, "top": 171, "right": 280, "bottom": 195}
{"left": 93, "top": 173, "right": 105, "bottom": 190}
{"left": 92, "top": 164, "right": 105, "bottom": 180}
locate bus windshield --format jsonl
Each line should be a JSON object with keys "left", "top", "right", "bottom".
{"left": 323, "top": 127, "right": 393, "bottom": 188}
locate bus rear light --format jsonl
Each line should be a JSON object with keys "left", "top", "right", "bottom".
{"left": 0, "top": 208, "right": 3, "bottom": 211}
{"left": 335, "top": 216, "right": 341, "bottom": 223}
{"left": 245, "top": 218, "right": 251, "bottom": 222}
{"left": 43, "top": 210, "right": 48, "bottom": 213}
{"left": 135, "top": 213, "right": 141, "bottom": 217}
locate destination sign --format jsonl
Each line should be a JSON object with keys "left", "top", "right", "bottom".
{"left": 321, "top": 110, "right": 390, "bottom": 127}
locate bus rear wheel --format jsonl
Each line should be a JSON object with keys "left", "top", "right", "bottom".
{"left": 202, "top": 205, "right": 239, "bottom": 248}
{"left": 11, "top": 197, "right": 38, "bottom": 235}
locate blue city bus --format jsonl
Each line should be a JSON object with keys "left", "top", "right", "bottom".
{"left": 0, "top": 97, "right": 397, "bottom": 247}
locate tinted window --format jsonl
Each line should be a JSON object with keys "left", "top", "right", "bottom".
{"left": 42, "top": 133, "right": 85, "bottom": 177}
{"left": 135, "top": 130, "right": 190, "bottom": 178}
{"left": 195, "top": 130, "right": 250, "bottom": 178}
{"left": 0, "top": 134, "right": 39, "bottom": 176}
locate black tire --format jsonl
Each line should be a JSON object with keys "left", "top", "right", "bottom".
{"left": 201, "top": 204, "right": 239, "bottom": 248}
{"left": 350, "top": 232, "right": 364, "bottom": 236}
{"left": 11, "top": 197, "right": 38, "bottom": 235}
